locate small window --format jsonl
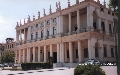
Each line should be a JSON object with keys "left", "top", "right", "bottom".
{"left": 47, "top": 20, "right": 50, "bottom": 25}
{"left": 53, "top": 18, "right": 56, "bottom": 23}
{"left": 112, "top": 13, "right": 114, "bottom": 16}
{"left": 100, "top": 7, "right": 104, "bottom": 12}
{"left": 41, "top": 22, "right": 44, "bottom": 26}
{"left": 36, "top": 24, "right": 38, "bottom": 28}
{"left": 67, "top": 50, "right": 69, "bottom": 58}
{"left": 108, "top": 11, "right": 111, "bottom": 14}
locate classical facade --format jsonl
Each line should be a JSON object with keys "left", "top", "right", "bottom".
{"left": 15, "top": 0, "right": 117, "bottom": 65}
{"left": 0, "top": 38, "right": 15, "bottom": 63}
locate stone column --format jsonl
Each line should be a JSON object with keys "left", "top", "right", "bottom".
{"left": 59, "top": 43, "right": 62, "bottom": 62}
{"left": 61, "top": 43, "right": 64, "bottom": 62}
{"left": 105, "top": 20, "right": 109, "bottom": 35}
{"left": 44, "top": 21, "right": 46, "bottom": 39}
{"left": 19, "top": 49, "right": 21, "bottom": 63}
{"left": 64, "top": 43, "right": 67, "bottom": 62}
{"left": 33, "top": 47, "right": 35, "bottom": 62}
{"left": 27, "top": 26, "right": 31, "bottom": 41}
{"left": 99, "top": 40, "right": 103, "bottom": 61}
{"left": 20, "top": 30, "right": 22, "bottom": 42}
{"left": 87, "top": 6, "right": 93, "bottom": 31}
{"left": 69, "top": 13, "right": 71, "bottom": 33}
{"left": 27, "top": 48, "right": 30, "bottom": 62}
{"left": 15, "top": 50, "right": 18, "bottom": 63}
{"left": 38, "top": 24, "right": 41, "bottom": 40}
{"left": 44, "top": 45, "right": 47, "bottom": 62}
{"left": 50, "top": 44, "right": 53, "bottom": 57}
{"left": 24, "top": 29, "right": 26, "bottom": 43}
{"left": 69, "top": 42, "right": 73, "bottom": 63}
{"left": 16, "top": 30, "right": 19, "bottom": 43}
{"left": 59, "top": 16, "right": 63, "bottom": 34}
{"left": 38, "top": 46, "right": 41, "bottom": 62}
{"left": 33, "top": 26, "right": 36, "bottom": 40}
{"left": 50, "top": 18, "right": 52, "bottom": 36}
{"left": 58, "top": 16, "right": 61, "bottom": 34}
{"left": 88, "top": 39, "right": 95, "bottom": 59}
{"left": 57, "top": 44, "right": 60, "bottom": 63}
{"left": 23, "top": 49, "right": 25, "bottom": 63}
{"left": 57, "top": 17, "right": 59, "bottom": 34}
{"left": 77, "top": 9, "right": 80, "bottom": 32}
{"left": 97, "top": 17, "right": 102, "bottom": 32}
{"left": 78, "top": 40, "right": 82, "bottom": 62}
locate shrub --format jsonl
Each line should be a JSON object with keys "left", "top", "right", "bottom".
{"left": 21, "top": 62, "right": 49, "bottom": 70}
{"left": 74, "top": 65, "right": 106, "bottom": 75}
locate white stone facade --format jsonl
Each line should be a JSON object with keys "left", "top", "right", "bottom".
{"left": 15, "top": 0, "right": 117, "bottom": 64}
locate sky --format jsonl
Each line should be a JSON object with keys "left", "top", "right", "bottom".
{"left": 0, "top": 0, "right": 109, "bottom": 43}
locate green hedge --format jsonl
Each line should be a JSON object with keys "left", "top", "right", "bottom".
{"left": 21, "top": 62, "right": 49, "bottom": 70}
{"left": 74, "top": 65, "right": 106, "bottom": 75}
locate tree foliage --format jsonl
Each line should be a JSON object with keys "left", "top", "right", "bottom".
{"left": 109, "top": 0, "right": 118, "bottom": 16}
{"left": 74, "top": 65, "right": 106, "bottom": 75}
{"left": 1, "top": 50, "right": 15, "bottom": 63}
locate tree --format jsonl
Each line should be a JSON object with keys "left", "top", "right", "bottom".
{"left": 109, "top": 0, "right": 118, "bottom": 16}
{"left": 1, "top": 50, "right": 15, "bottom": 63}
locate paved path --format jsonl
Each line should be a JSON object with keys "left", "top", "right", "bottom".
{"left": 0, "top": 66, "right": 117, "bottom": 75}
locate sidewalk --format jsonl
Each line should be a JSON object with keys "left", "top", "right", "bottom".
{"left": 0, "top": 66, "right": 117, "bottom": 75}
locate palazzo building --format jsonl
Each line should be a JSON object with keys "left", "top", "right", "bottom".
{"left": 15, "top": 0, "right": 117, "bottom": 66}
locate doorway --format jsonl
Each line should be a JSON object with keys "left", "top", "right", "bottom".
{"left": 53, "top": 52, "right": 57, "bottom": 63}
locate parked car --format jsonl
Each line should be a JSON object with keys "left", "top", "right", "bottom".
{"left": 0, "top": 64, "right": 4, "bottom": 67}
{"left": 84, "top": 59, "right": 100, "bottom": 65}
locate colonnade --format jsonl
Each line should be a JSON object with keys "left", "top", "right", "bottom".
{"left": 15, "top": 40, "right": 86, "bottom": 63}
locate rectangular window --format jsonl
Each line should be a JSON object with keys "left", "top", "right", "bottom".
{"left": 93, "top": 22, "right": 97, "bottom": 29}
{"left": 53, "top": 27, "right": 56, "bottom": 35}
{"left": 104, "top": 47, "right": 107, "bottom": 57}
{"left": 76, "top": 49, "right": 78, "bottom": 58}
{"left": 36, "top": 24, "right": 38, "bottom": 28}
{"left": 67, "top": 50, "right": 69, "bottom": 58}
{"left": 84, "top": 48, "right": 88, "bottom": 58}
{"left": 36, "top": 32, "right": 38, "bottom": 39}
{"left": 47, "top": 20, "right": 50, "bottom": 25}
{"left": 100, "top": 7, "right": 104, "bottom": 12}
{"left": 31, "top": 33, "right": 33, "bottom": 40}
{"left": 108, "top": 11, "right": 111, "bottom": 14}
{"left": 109, "top": 24, "right": 112, "bottom": 33}
{"left": 47, "top": 29, "right": 49, "bottom": 36}
{"left": 41, "top": 30, "right": 44, "bottom": 38}
{"left": 112, "top": 13, "right": 114, "bottom": 16}
{"left": 101, "top": 22, "right": 105, "bottom": 31}
{"left": 53, "top": 18, "right": 56, "bottom": 23}
{"left": 111, "top": 48, "right": 114, "bottom": 57}
{"left": 95, "top": 47, "right": 98, "bottom": 57}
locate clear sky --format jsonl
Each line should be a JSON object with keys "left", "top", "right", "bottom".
{"left": 0, "top": 0, "right": 109, "bottom": 43}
